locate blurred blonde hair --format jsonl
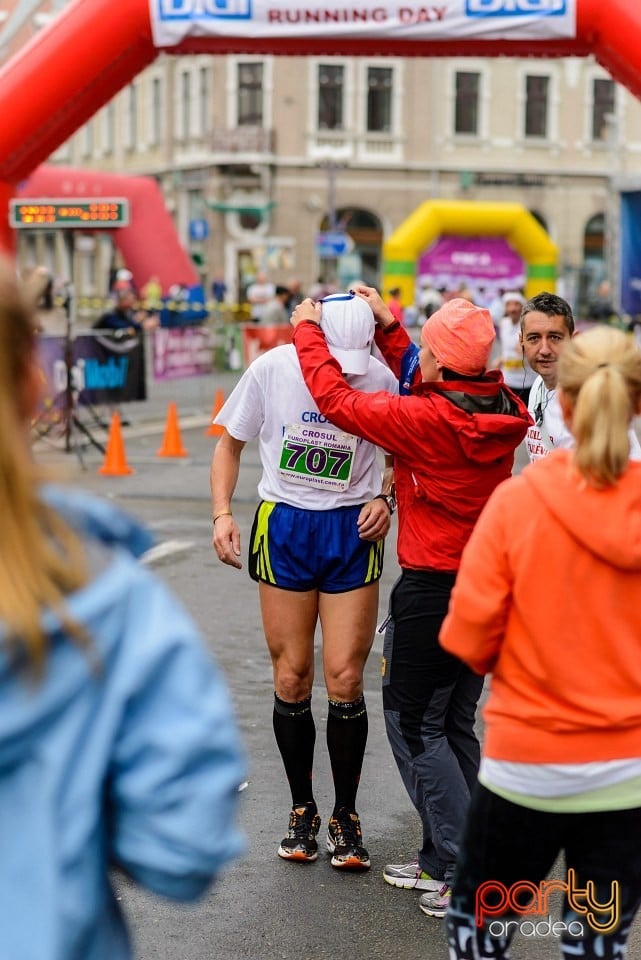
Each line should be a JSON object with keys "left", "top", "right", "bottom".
{"left": 0, "top": 256, "right": 88, "bottom": 673}
{"left": 558, "top": 326, "right": 641, "bottom": 487}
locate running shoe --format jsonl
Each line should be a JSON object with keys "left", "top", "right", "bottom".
{"left": 277, "top": 803, "right": 321, "bottom": 862}
{"left": 419, "top": 883, "right": 452, "bottom": 918}
{"left": 326, "top": 808, "right": 371, "bottom": 870}
{"left": 383, "top": 859, "right": 444, "bottom": 892}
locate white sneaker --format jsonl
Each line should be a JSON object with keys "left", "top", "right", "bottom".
{"left": 419, "top": 883, "right": 452, "bottom": 918}
{"left": 383, "top": 859, "right": 443, "bottom": 892}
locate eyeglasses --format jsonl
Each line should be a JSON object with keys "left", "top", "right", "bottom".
{"left": 318, "top": 292, "right": 355, "bottom": 303}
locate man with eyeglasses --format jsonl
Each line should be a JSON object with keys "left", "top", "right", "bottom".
{"left": 521, "top": 291, "right": 641, "bottom": 461}
{"left": 210, "top": 292, "right": 397, "bottom": 874}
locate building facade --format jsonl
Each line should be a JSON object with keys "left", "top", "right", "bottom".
{"left": 3, "top": 3, "right": 640, "bottom": 311}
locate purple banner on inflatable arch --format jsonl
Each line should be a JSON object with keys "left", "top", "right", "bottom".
{"left": 418, "top": 235, "right": 525, "bottom": 298}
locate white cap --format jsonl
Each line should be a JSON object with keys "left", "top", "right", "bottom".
{"left": 320, "top": 294, "right": 375, "bottom": 375}
{"left": 502, "top": 290, "right": 525, "bottom": 305}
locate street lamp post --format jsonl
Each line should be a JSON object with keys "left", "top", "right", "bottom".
{"left": 325, "top": 158, "right": 339, "bottom": 231}
{"left": 317, "top": 153, "right": 347, "bottom": 283}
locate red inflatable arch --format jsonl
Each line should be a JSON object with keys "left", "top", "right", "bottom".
{"left": 17, "top": 165, "right": 200, "bottom": 294}
{"left": 0, "top": 0, "right": 639, "bottom": 253}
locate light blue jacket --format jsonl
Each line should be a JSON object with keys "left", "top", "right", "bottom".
{"left": 1, "top": 487, "right": 246, "bottom": 960}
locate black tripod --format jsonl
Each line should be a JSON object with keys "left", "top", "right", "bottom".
{"left": 61, "top": 317, "right": 106, "bottom": 467}
{"left": 32, "top": 286, "right": 106, "bottom": 469}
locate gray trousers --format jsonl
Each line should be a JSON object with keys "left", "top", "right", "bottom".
{"left": 382, "top": 570, "right": 484, "bottom": 886}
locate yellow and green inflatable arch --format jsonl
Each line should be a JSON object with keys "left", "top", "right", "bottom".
{"left": 382, "top": 200, "right": 557, "bottom": 306}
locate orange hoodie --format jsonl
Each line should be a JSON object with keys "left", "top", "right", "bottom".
{"left": 440, "top": 450, "right": 641, "bottom": 764}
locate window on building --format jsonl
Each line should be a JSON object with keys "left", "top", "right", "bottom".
{"left": 592, "top": 78, "right": 616, "bottom": 141}
{"left": 584, "top": 213, "right": 605, "bottom": 260}
{"left": 319, "top": 207, "right": 382, "bottom": 286}
{"left": 103, "top": 102, "right": 114, "bottom": 155}
{"left": 454, "top": 72, "right": 479, "bottom": 135}
{"left": 318, "top": 63, "right": 344, "bottom": 130}
{"left": 238, "top": 62, "right": 263, "bottom": 126}
{"left": 366, "top": 67, "right": 392, "bottom": 133}
{"left": 580, "top": 212, "right": 607, "bottom": 312}
{"left": 525, "top": 75, "right": 549, "bottom": 138}
{"left": 180, "top": 70, "right": 191, "bottom": 139}
{"left": 151, "top": 77, "right": 163, "bottom": 146}
{"left": 81, "top": 120, "right": 93, "bottom": 158}
{"left": 125, "top": 84, "right": 137, "bottom": 151}
{"left": 198, "top": 66, "right": 210, "bottom": 137}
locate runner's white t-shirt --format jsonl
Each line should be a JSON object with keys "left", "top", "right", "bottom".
{"left": 525, "top": 374, "right": 641, "bottom": 462}
{"left": 215, "top": 344, "right": 398, "bottom": 509}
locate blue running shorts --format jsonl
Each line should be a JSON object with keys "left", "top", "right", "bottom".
{"left": 248, "top": 501, "right": 384, "bottom": 593}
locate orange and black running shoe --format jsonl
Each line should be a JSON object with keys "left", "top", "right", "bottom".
{"left": 277, "top": 803, "right": 321, "bottom": 862}
{"left": 326, "top": 808, "right": 370, "bottom": 870}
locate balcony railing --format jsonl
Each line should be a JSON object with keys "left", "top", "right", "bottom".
{"left": 210, "top": 127, "right": 275, "bottom": 154}
{"left": 309, "top": 130, "right": 403, "bottom": 164}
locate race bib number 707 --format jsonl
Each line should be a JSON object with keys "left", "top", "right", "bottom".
{"left": 279, "top": 423, "right": 357, "bottom": 491}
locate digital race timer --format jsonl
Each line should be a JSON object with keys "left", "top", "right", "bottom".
{"left": 9, "top": 199, "right": 129, "bottom": 228}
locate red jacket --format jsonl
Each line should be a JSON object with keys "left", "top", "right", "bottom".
{"left": 293, "top": 321, "right": 531, "bottom": 571}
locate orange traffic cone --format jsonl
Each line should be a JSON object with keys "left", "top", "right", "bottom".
{"left": 98, "top": 413, "right": 134, "bottom": 476}
{"left": 157, "top": 402, "right": 188, "bottom": 457}
{"left": 205, "top": 388, "right": 225, "bottom": 437}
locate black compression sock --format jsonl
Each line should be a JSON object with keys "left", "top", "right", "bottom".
{"left": 326, "top": 695, "right": 368, "bottom": 815}
{"left": 272, "top": 693, "right": 316, "bottom": 808}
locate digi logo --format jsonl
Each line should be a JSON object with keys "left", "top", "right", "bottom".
{"left": 157, "top": 0, "right": 252, "bottom": 21}
{"left": 466, "top": 0, "right": 567, "bottom": 15}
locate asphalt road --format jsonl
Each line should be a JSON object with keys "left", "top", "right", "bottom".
{"left": 31, "top": 369, "right": 641, "bottom": 960}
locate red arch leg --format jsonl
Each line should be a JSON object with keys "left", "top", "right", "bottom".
{"left": 0, "top": 182, "right": 15, "bottom": 256}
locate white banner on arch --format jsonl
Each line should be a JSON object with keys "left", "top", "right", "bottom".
{"left": 150, "top": 0, "right": 576, "bottom": 48}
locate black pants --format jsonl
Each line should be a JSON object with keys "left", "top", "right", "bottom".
{"left": 382, "top": 570, "right": 484, "bottom": 884}
{"left": 447, "top": 782, "right": 641, "bottom": 959}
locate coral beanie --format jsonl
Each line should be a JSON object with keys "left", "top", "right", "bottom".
{"left": 422, "top": 298, "right": 495, "bottom": 376}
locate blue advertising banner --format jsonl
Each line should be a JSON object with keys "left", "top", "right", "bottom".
{"left": 36, "top": 333, "right": 146, "bottom": 411}
{"left": 620, "top": 191, "right": 641, "bottom": 315}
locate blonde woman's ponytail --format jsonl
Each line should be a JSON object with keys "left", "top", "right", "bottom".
{"left": 558, "top": 326, "right": 641, "bottom": 487}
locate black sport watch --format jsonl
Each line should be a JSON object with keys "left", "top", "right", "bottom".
{"left": 375, "top": 493, "right": 396, "bottom": 515}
